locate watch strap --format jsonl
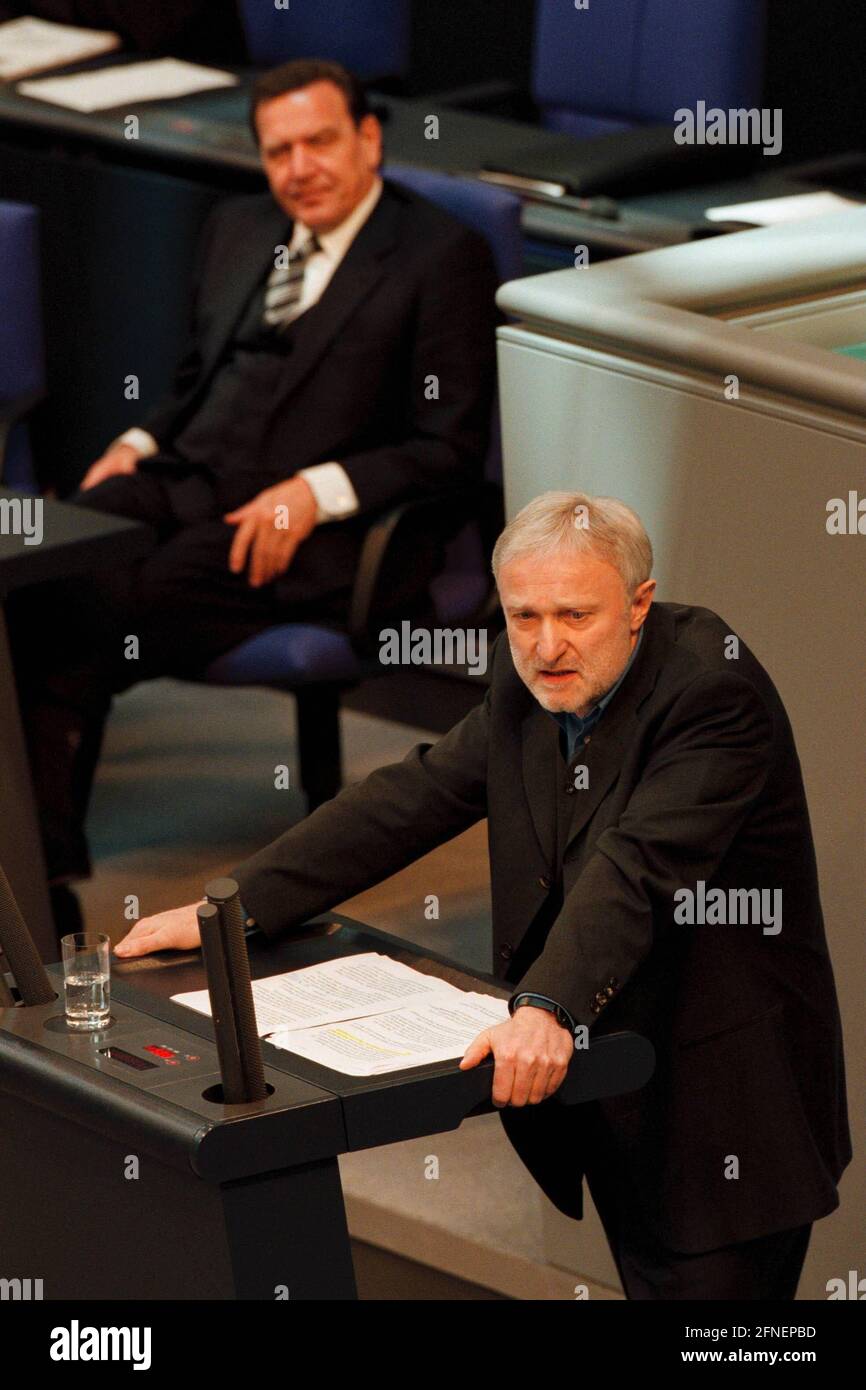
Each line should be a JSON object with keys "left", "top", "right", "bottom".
{"left": 510, "top": 992, "right": 576, "bottom": 1034}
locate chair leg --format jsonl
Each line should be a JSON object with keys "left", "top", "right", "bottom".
{"left": 295, "top": 684, "right": 343, "bottom": 811}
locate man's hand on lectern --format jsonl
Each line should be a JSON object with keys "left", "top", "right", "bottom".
{"left": 459, "top": 1007, "right": 573, "bottom": 1107}
{"left": 114, "top": 902, "right": 204, "bottom": 957}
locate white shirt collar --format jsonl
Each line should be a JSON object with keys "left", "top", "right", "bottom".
{"left": 289, "top": 175, "right": 384, "bottom": 260}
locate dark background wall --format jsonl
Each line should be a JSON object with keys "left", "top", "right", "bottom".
{"left": 406, "top": 0, "right": 535, "bottom": 96}
{"left": 763, "top": 0, "right": 866, "bottom": 163}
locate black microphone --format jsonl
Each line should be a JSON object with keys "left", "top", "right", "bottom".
{"left": 197, "top": 902, "right": 248, "bottom": 1104}
{"left": 0, "top": 864, "right": 56, "bottom": 1006}
{"left": 202, "top": 877, "right": 267, "bottom": 1103}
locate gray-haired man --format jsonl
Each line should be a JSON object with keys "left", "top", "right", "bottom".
{"left": 116, "top": 491, "right": 851, "bottom": 1300}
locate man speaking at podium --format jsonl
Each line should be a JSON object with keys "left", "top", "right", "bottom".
{"left": 116, "top": 492, "right": 851, "bottom": 1302}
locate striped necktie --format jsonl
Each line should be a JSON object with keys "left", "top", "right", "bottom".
{"left": 263, "top": 233, "right": 320, "bottom": 330}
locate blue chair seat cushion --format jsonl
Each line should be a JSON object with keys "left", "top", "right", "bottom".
{"left": 204, "top": 623, "right": 365, "bottom": 687}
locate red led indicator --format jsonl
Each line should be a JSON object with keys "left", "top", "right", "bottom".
{"left": 144, "top": 1044, "right": 178, "bottom": 1059}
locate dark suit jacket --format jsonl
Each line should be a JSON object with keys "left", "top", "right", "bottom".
{"left": 232, "top": 601, "right": 852, "bottom": 1252}
{"left": 138, "top": 181, "right": 499, "bottom": 602}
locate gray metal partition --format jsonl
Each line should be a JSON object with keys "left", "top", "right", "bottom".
{"left": 496, "top": 210, "right": 866, "bottom": 1296}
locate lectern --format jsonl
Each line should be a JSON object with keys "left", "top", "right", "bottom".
{"left": 0, "top": 912, "right": 654, "bottom": 1300}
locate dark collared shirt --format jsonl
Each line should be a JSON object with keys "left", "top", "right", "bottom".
{"left": 549, "top": 625, "right": 644, "bottom": 765}
{"left": 510, "top": 626, "right": 645, "bottom": 1036}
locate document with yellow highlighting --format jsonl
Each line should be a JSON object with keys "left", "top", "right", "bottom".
{"left": 266, "top": 992, "right": 511, "bottom": 1076}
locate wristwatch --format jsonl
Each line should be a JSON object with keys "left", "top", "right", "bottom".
{"left": 237, "top": 898, "right": 257, "bottom": 937}
{"left": 510, "top": 992, "right": 575, "bottom": 1033}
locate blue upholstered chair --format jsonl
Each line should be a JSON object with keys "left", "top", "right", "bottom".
{"left": 0, "top": 179, "right": 518, "bottom": 815}
{"left": 532, "top": 0, "right": 767, "bottom": 139}
{"left": 0, "top": 201, "right": 45, "bottom": 492}
{"left": 238, "top": 0, "right": 412, "bottom": 82}
{"left": 202, "top": 166, "right": 522, "bottom": 809}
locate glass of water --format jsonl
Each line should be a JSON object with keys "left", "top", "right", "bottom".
{"left": 61, "top": 932, "right": 110, "bottom": 1030}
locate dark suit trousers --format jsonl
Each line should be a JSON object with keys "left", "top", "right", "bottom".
{"left": 579, "top": 1101, "right": 813, "bottom": 1300}
{"left": 8, "top": 466, "right": 352, "bottom": 881}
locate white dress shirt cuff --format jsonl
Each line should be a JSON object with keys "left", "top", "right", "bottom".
{"left": 298, "top": 463, "right": 360, "bottom": 523}
{"left": 113, "top": 428, "right": 159, "bottom": 458}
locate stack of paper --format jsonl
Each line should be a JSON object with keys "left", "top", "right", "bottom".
{"left": 267, "top": 992, "right": 512, "bottom": 1076}
{"left": 0, "top": 16, "right": 121, "bottom": 81}
{"left": 172, "top": 952, "right": 511, "bottom": 1077}
{"left": 704, "top": 191, "right": 861, "bottom": 227}
{"left": 18, "top": 57, "right": 239, "bottom": 113}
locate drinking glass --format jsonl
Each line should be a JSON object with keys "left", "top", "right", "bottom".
{"left": 61, "top": 932, "right": 110, "bottom": 1030}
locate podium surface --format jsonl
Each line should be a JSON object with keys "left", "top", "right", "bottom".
{"left": 0, "top": 913, "right": 653, "bottom": 1300}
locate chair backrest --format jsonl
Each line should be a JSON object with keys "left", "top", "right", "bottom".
{"left": 0, "top": 200, "right": 44, "bottom": 490}
{"left": 384, "top": 162, "right": 521, "bottom": 486}
{"left": 384, "top": 162, "right": 523, "bottom": 294}
{"left": 532, "top": 0, "right": 768, "bottom": 139}
{"left": 382, "top": 166, "right": 522, "bottom": 623}
{"left": 238, "top": 0, "right": 412, "bottom": 81}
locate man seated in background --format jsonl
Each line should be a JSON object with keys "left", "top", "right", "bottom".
{"left": 8, "top": 58, "right": 498, "bottom": 934}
